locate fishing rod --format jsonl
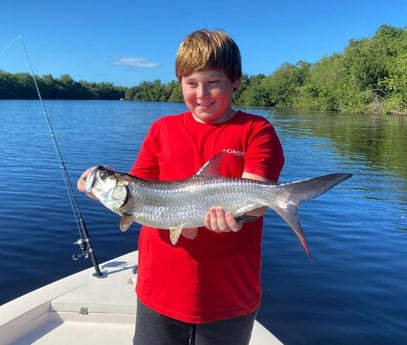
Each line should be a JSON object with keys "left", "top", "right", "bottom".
{"left": 16, "top": 35, "right": 103, "bottom": 277}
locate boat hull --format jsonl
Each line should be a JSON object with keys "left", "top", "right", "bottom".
{"left": 0, "top": 251, "right": 283, "bottom": 345}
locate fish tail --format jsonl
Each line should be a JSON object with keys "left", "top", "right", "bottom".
{"left": 273, "top": 173, "right": 352, "bottom": 260}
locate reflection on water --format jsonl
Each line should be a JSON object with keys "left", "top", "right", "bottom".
{"left": 1, "top": 101, "right": 406, "bottom": 345}
{"left": 272, "top": 110, "right": 407, "bottom": 181}
{"left": 241, "top": 107, "right": 407, "bottom": 344}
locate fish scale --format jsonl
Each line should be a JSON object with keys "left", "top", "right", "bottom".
{"left": 125, "top": 176, "right": 272, "bottom": 227}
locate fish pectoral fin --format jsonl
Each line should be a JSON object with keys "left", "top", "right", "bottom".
{"left": 169, "top": 227, "right": 183, "bottom": 245}
{"left": 120, "top": 214, "right": 134, "bottom": 232}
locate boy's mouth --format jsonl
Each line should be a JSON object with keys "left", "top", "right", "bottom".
{"left": 197, "top": 101, "right": 214, "bottom": 108}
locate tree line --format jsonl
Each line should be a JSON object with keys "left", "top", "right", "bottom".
{"left": 0, "top": 73, "right": 125, "bottom": 100}
{"left": 1, "top": 24, "right": 406, "bottom": 114}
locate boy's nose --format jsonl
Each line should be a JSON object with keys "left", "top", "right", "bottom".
{"left": 196, "top": 84, "right": 209, "bottom": 97}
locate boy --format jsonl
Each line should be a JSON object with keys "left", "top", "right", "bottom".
{"left": 78, "top": 29, "right": 284, "bottom": 345}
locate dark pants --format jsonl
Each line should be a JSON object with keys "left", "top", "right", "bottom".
{"left": 133, "top": 299, "right": 257, "bottom": 345}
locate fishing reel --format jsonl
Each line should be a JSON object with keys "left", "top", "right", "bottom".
{"left": 72, "top": 238, "right": 89, "bottom": 261}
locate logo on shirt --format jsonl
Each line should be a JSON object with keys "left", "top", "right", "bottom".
{"left": 223, "top": 149, "right": 245, "bottom": 157}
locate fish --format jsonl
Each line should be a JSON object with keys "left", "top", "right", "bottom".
{"left": 84, "top": 151, "right": 352, "bottom": 259}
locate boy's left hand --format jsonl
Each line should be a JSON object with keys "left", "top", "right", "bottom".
{"left": 204, "top": 207, "right": 243, "bottom": 232}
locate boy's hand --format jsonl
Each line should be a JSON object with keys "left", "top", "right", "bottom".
{"left": 204, "top": 207, "right": 243, "bottom": 232}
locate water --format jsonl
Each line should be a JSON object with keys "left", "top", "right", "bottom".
{"left": 1, "top": 100, "right": 406, "bottom": 345}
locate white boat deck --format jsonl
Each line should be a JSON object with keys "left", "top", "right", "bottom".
{"left": 0, "top": 251, "right": 283, "bottom": 345}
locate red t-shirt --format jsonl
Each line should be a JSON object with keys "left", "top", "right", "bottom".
{"left": 129, "top": 110, "right": 284, "bottom": 323}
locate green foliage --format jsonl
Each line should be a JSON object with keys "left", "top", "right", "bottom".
{"left": 1, "top": 24, "right": 406, "bottom": 114}
{"left": 167, "top": 82, "right": 183, "bottom": 103}
{"left": 0, "top": 71, "right": 124, "bottom": 100}
{"left": 290, "top": 24, "right": 407, "bottom": 114}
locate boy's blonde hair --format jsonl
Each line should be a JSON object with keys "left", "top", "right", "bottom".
{"left": 175, "top": 29, "right": 242, "bottom": 82}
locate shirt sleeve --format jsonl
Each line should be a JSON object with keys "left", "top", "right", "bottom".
{"left": 128, "top": 121, "right": 160, "bottom": 180}
{"left": 243, "top": 120, "right": 285, "bottom": 183}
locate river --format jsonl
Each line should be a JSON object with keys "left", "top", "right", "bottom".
{"left": 0, "top": 100, "right": 406, "bottom": 344}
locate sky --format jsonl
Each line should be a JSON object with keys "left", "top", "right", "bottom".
{"left": 1, "top": 0, "right": 406, "bottom": 87}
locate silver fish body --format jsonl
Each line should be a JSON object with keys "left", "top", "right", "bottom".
{"left": 85, "top": 164, "right": 352, "bottom": 259}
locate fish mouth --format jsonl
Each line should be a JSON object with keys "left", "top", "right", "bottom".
{"left": 85, "top": 166, "right": 102, "bottom": 193}
{"left": 89, "top": 166, "right": 128, "bottom": 210}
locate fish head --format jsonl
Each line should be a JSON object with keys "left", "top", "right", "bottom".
{"left": 85, "top": 166, "right": 128, "bottom": 211}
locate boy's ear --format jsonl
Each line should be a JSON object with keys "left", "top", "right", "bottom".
{"left": 232, "top": 77, "right": 241, "bottom": 91}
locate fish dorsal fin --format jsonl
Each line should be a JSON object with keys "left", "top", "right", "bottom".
{"left": 196, "top": 149, "right": 245, "bottom": 177}
{"left": 120, "top": 214, "right": 134, "bottom": 232}
{"left": 169, "top": 227, "right": 183, "bottom": 245}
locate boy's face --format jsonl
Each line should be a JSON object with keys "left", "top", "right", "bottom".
{"left": 181, "top": 70, "right": 240, "bottom": 124}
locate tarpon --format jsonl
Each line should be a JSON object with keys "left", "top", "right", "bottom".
{"left": 84, "top": 151, "right": 352, "bottom": 259}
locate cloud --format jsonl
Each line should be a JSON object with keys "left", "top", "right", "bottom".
{"left": 113, "top": 56, "right": 160, "bottom": 68}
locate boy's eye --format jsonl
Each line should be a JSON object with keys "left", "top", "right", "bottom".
{"left": 184, "top": 79, "right": 221, "bottom": 88}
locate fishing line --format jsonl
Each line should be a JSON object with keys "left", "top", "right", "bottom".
{"left": 12, "top": 35, "right": 103, "bottom": 276}
{"left": 265, "top": 74, "right": 298, "bottom": 121}
{"left": 0, "top": 36, "right": 20, "bottom": 57}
